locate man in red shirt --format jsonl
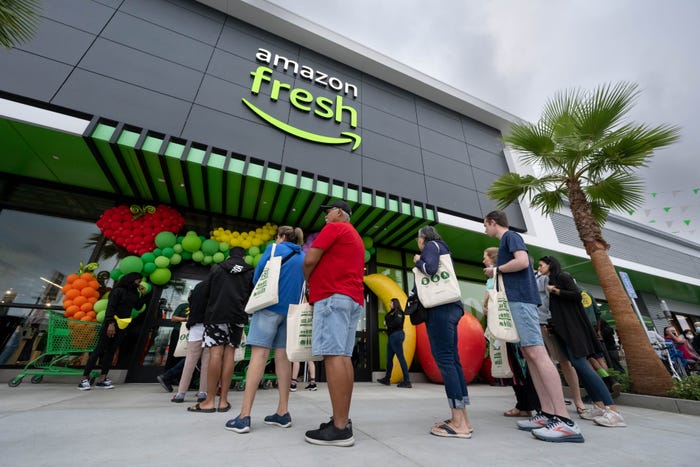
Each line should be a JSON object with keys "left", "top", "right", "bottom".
{"left": 302, "top": 200, "right": 364, "bottom": 447}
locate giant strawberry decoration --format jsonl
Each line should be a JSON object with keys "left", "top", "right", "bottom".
{"left": 96, "top": 204, "right": 184, "bottom": 255}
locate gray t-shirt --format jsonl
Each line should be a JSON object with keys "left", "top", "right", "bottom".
{"left": 535, "top": 272, "right": 550, "bottom": 324}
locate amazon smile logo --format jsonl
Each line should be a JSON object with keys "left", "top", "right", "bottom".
{"left": 243, "top": 51, "right": 361, "bottom": 151}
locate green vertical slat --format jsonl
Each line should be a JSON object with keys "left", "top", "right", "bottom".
{"left": 141, "top": 136, "right": 170, "bottom": 202}
{"left": 242, "top": 161, "right": 264, "bottom": 218}
{"left": 164, "top": 142, "right": 187, "bottom": 206}
{"left": 117, "top": 130, "right": 151, "bottom": 199}
{"left": 90, "top": 124, "right": 133, "bottom": 196}
{"left": 185, "top": 147, "right": 206, "bottom": 210}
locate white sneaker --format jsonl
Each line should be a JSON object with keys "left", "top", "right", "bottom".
{"left": 593, "top": 409, "right": 626, "bottom": 427}
{"left": 531, "top": 417, "right": 585, "bottom": 443}
{"left": 579, "top": 405, "right": 605, "bottom": 420}
{"left": 77, "top": 379, "right": 91, "bottom": 391}
{"left": 516, "top": 412, "right": 550, "bottom": 431}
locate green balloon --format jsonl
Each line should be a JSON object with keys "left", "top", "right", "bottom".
{"left": 149, "top": 268, "right": 171, "bottom": 286}
{"left": 96, "top": 310, "right": 105, "bottom": 323}
{"left": 219, "top": 242, "right": 230, "bottom": 252}
{"left": 143, "top": 262, "right": 157, "bottom": 274}
{"left": 169, "top": 253, "right": 182, "bottom": 265}
{"left": 155, "top": 231, "right": 177, "bottom": 249}
{"left": 181, "top": 233, "right": 202, "bottom": 253}
{"left": 364, "top": 249, "right": 371, "bottom": 263}
{"left": 202, "top": 255, "right": 213, "bottom": 265}
{"left": 110, "top": 269, "right": 123, "bottom": 281}
{"left": 153, "top": 248, "right": 162, "bottom": 256}
{"left": 161, "top": 247, "right": 174, "bottom": 258}
{"left": 119, "top": 256, "right": 143, "bottom": 274}
{"left": 154, "top": 256, "right": 170, "bottom": 268}
{"left": 213, "top": 252, "right": 225, "bottom": 263}
{"left": 362, "top": 237, "right": 374, "bottom": 249}
{"left": 93, "top": 299, "right": 108, "bottom": 313}
{"left": 141, "top": 252, "right": 156, "bottom": 263}
{"left": 244, "top": 255, "right": 253, "bottom": 265}
{"left": 201, "top": 239, "right": 219, "bottom": 256}
{"left": 253, "top": 253, "right": 263, "bottom": 267}
{"left": 181, "top": 251, "right": 192, "bottom": 260}
{"left": 173, "top": 244, "right": 183, "bottom": 253}
{"left": 192, "top": 251, "right": 204, "bottom": 262}
{"left": 248, "top": 246, "right": 260, "bottom": 257}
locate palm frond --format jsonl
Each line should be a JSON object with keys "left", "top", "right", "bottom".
{"left": 588, "top": 200, "right": 610, "bottom": 226}
{"left": 530, "top": 188, "right": 567, "bottom": 216}
{"left": 575, "top": 82, "right": 640, "bottom": 140}
{"left": 0, "top": 0, "right": 41, "bottom": 49}
{"left": 585, "top": 173, "right": 645, "bottom": 213}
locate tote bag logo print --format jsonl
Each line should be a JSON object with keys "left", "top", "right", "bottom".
{"left": 421, "top": 270, "right": 451, "bottom": 286}
{"left": 497, "top": 298, "right": 515, "bottom": 328}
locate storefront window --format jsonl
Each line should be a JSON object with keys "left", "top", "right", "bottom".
{"left": 0, "top": 209, "right": 113, "bottom": 313}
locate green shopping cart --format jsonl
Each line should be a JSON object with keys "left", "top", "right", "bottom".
{"left": 8, "top": 311, "right": 101, "bottom": 387}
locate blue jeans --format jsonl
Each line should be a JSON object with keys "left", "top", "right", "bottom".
{"left": 565, "top": 347, "right": 613, "bottom": 406}
{"left": 426, "top": 302, "right": 469, "bottom": 408}
{"left": 385, "top": 330, "right": 410, "bottom": 382}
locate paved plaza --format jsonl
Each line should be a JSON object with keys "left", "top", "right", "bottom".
{"left": 1, "top": 380, "right": 696, "bottom": 466}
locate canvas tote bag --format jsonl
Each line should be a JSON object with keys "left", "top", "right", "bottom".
{"left": 173, "top": 322, "right": 189, "bottom": 357}
{"left": 487, "top": 331, "right": 513, "bottom": 378}
{"left": 486, "top": 270, "right": 520, "bottom": 343}
{"left": 245, "top": 243, "right": 281, "bottom": 314}
{"left": 413, "top": 241, "right": 462, "bottom": 308}
{"left": 286, "top": 285, "right": 323, "bottom": 362}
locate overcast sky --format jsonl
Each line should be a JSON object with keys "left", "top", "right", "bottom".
{"left": 268, "top": 0, "right": 700, "bottom": 244}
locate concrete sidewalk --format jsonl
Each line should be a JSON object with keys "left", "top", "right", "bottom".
{"left": 0, "top": 381, "right": 695, "bottom": 466}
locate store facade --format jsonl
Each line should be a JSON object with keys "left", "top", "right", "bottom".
{"left": 2, "top": 0, "right": 700, "bottom": 383}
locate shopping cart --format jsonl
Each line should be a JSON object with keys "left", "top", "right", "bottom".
{"left": 8, "top": 311, "right": 101, "bottom": 387}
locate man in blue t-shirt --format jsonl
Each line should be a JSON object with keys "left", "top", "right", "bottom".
{"left": 483, "top": 210, "right": 583, "bottom": 444}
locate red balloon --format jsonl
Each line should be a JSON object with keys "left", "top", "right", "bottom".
{"left": 415, "top": 312, "right": 487, "bottom": 384}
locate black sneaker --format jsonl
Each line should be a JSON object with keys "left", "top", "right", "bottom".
{"left": 305, "top": 420, "right": 354, "bottom": 447}
{"left": 95, "top": 378, "right": 114, "bottom": 389}
{"left": 157, "top": 374, "right": 173, "bottom": 392}
{"left": 397, "top": 381, "right": 412, "bottom": 388}
{"left": 377, "top": 377, "right": 390, "bottom": 386}
{"left": 305, "top": 381, "right": 318, "bottom": 391}
{"left": 290, "top": 379, "right": 297, "bottom": 392}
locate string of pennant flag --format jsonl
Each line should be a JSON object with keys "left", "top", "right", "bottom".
{"left": 621, "top": 187, "right": 699, "bottom": 240}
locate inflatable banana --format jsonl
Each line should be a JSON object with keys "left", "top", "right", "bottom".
{"left": 363, "top": 273, "right": 416, "bottom": 383}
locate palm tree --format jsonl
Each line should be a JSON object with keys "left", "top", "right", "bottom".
{"left": 488, "top": 82, "right": 680, "bottom": 396}
{"left": 0, "top": 0, "right": 41, "bottom": 49}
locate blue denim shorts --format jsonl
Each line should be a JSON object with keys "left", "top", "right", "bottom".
{"left": 508, "top": 302, "right": 544, "bottom": 347}
{"left": 312, "top": 294, "right": 363, "bottom": 356}
{"left": 246, "top": 309, "right": 287, "bottom": 349}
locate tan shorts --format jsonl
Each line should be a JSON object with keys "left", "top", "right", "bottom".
{"left": 541, "top": 325, "right": 566, "bottom": 363}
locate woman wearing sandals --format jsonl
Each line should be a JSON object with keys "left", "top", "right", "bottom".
{"left": 413, "top": 226, "right": 473, "bottom": 439}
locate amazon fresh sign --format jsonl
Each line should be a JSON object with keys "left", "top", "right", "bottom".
{"left": 242, "top": 48, "right": 361, "bottom": 151}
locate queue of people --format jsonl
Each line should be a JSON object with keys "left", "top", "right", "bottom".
{"left": 81, "top": 204, "right": 696, "bottom": 448}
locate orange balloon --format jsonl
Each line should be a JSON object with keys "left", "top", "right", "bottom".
{"left": 66, "top": 305, "right": 80, "bottom": 315}
{"left": 62, "top": 299, "right": 73, "bottom": 309}
{"left": 86, "top": 311, "right": 97, "bottom": 319}
{"left": 88, "top": 280, "right": 100, "bottom": 289}
{"left": 80, "top": 302, "right": 93, "bottom": 312}
{"left": 73, "top": 311, "right": 86, "bottom": 320}
{"left": 80, "top": 316, "right": 92, "bottom": 321}
{"left": 80, "top": 272, "right": 95, "bottom": 281}
{"left": 65, "top": 289, "right": 80, "bottom": 299}
{"left": 66, "top": 274, "right": 79, "bottom": 284}
{"left": 72, "top": 296, "right": 88, "bottom": 307}
{"left": 87, "top": 297, "right": 98, "bottom": 304}
{"left": 81, "top": 287, "right": 95, "bottom": 297}
{"left": 61, "top": 284, "right": 71, "bottom": 294}
{"left": 72, "top": 279, "right": 88, "bottom": 290}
